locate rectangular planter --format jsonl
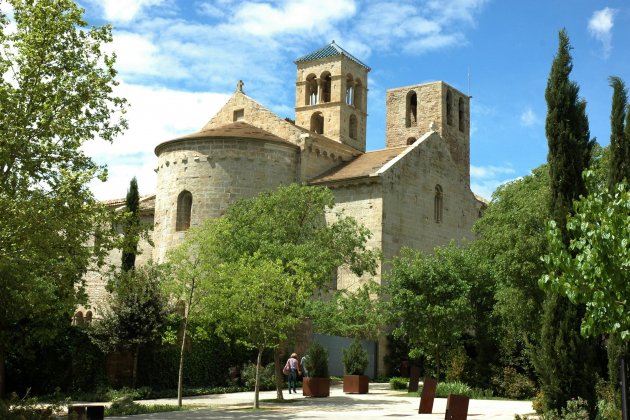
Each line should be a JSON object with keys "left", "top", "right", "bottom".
{"left": 303, "top": 377, "right": 330, "bottom": 397}
{"left": 343, "top": 375, "right": 369, "bottom": 394}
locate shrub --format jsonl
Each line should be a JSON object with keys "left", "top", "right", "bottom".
{"left": 540, "top": 398, "right": 590, "bottom": 420}
{"left": 305, "top": 342, "right": 329, "bottom": 378}
{"left": 445, "top": 347, "right": 470, "bottom": 383}
{"left": 389, "top": 377, "right": 408, "bottom": 390}
{"left": 436, "top": 381, "right": 472, "bottom": 398}
{"left": 342, "top": 340, "right": 369, "bottom": 375}
{"left": 240, "top": 362, "right": 276, "bottom": 391}
{"left": 595, "top": 380, "right": 620, "bottom": 420}
{"left": 492, "top": 366, "right": 537, "bottom": 399}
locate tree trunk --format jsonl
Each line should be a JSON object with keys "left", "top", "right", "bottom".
{"left": 0, "top": 345, "right": 5, "bottom": 397}
{"left": 132, "top": 344, "right": 139, "bottom": 389}
{"left": 254, "top": 348, "right": 263, "bottom": 409}
{"left": 177, "top": 316, "right": 188, "bottom": 407}
{"left": 274, "top": 348, "right": 284, "bottom": 400}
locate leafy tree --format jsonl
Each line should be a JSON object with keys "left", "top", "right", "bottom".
{"left": 165, "top": 184, "right": 379, "bottom": 403}
{"left": 538, "top": 29, "right": 598, "bottom": 413}
{"left": 541, "top": 179, "right": 630, "bottom": 340}
{"left": 210, "top": 256, "right": 311, "bottom": 408}
{"left": 308, "top": 281, "right": 385, "bottom": 341}
{"left": 121, "top": 177, "right": 140, "bottom": 272}
{"left": 473, "top": 165, "right": 549, "bottom": 371}
{"left": 608, "top": 77, "right": 630, "bottom": 191}
{"left": 89, "top": 264, "right": 168, "bottom": 388}
{"left": 386, "top": 245, "right": 473, "bottom": 380}
{"left": 0, "top": 0, "right": 126, "bottom": 396}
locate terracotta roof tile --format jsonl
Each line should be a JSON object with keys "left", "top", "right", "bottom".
{"left": 310, "top": 147, "right": 406, "bottom": 184}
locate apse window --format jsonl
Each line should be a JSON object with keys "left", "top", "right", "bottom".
{"left": 233, "top": 109, "right": 244, "bottom": 122}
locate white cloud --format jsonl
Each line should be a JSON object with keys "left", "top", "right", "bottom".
{"left": 520, "top": 107, "right": 539, "bottom": 127}
{"left": 588, "top": 7, "right": 616, "bottom": 59}
{"left": 229, "top": 0, "right": 357, "bottom": 37}
{"left": 90, "top": 0, "right": 168, "bottom": 23}
{"left": 470, "top": 164, "right": 516, "bottom": 199}
{"left": 84, "top": 82, "right": 230, "bottom": 199}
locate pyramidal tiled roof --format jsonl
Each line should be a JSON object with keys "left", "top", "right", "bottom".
{"left": 295, "top": 41, "right": 371, "bottom": 71}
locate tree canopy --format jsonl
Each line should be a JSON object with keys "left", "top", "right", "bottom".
{"left": 0, "top": 0, "right": 126, "bottom": 396}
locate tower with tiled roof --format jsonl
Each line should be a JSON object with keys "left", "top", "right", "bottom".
{"left": 294, "top": 41, "right": 370, "bottom": 152}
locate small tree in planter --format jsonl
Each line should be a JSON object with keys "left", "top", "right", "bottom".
{"left": 304, "top": 342, "right": 330, "bottom": 397}
{"left": 342, "top": 339, "right": 370, "bottom": 393}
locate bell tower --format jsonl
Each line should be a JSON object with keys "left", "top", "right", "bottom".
{"left": 294, "top": 41, "right": 370, "bottom": 152}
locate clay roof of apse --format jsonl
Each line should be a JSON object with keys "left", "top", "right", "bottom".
{"left": 310, "top": 146, "right": 407, "bottom": 184}
{"left": 155, "top": 122, "right": 296, "bottom": 154}
{"left": 104, "top": 194, "right": 156, "bottom": 211}
{"left": 295, "top": 41, "right": 371, "bottom": 71}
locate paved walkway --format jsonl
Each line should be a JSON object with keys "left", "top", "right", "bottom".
{"left": 109, "top": 383, "right": 535, "bottom": 419}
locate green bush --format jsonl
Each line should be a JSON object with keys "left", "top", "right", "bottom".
{"left": 540, "top": 398, "right": 590, "bottom": 420}
{"left": 492, "top": 366, "right": 537, "bottom": 399}
{"left": 0, "top": 393, "right": 62, "bottom": 419}
{"left": 436, "top": 381, "right": 472, "bottom": 398}
{"left": 595, "top": 380, "right": 621, "bottom": 420}
{"left": 389, "top": 377, "right": 408, "bottom": 390}
{"left": 445, "top": 347, "right": 470, "bottom": 383}
{"left": 240, "top": 362, "right": 277, "bottom": 391}
{"left": 305, "top": 342, "right": 329, "bottom": 378}
{"left": 342, "top": 340, "right": 369, "bottom": 375}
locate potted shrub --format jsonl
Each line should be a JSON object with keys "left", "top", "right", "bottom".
{"left": 303, "top": 342, "right": 330, "bottom": 397}
{"left": 342, "top": 339, "right": 369, "bottom": 394}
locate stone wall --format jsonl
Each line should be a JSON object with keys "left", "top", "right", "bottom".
{"left": 385, "top": 81, "right": 470, "bottom": 186}
{"left": 380, "top": 131, "right": 478, "bottom": 266}
{"left": 152, "top": 137, "right": 299, "bottom": 262}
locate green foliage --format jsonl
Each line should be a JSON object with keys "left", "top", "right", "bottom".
{"left": 89, "top": 264, "right": 168, "bottom": 354}
{"left": 121, "top": 177, "right": 140, "bottom": 271}
{"left": 386, "top": 245, "right": 473, "bottom": 379}
{"left": 305, "top": 342, "right": 329, "bottom": 378}
{"left": 0, "top": 0, "right": 127, "bottom": 395}
{"left": 491, "top": 366, "right": 537, "bottom": 400}
{"left": 545, "top": 29, "right": 594, "bottom": 237}
{"left": 106, "top": 398, "right": 191, "bottom": 417}
{"left": 436, "top": 381, "right": 472, "bottom": 398}
{"left": 389, "top": 377, "right": 408, "bottom": 390}
{"left": 542, "top": 179, "right": 630, "bottom": 340}
{"left": 342, "top": 340, "right": 369, "bottom": 375}
{"left": 445, "top": 347, "right": 470, "bottom": 383}
{"left": 540, "top": 398, "right": 590, "bottom": 420}
{"left": 474, "top": 165, "right": 549, "bottom": 373}
{"left": 608, "top": 76, "right": 630, "bottom": 190}
{"left": 309, "top": 281, "right": 385, "bottom": 341}
{"left": 0, "top": 393, "right": 61, "bottom": 419}
{"left": 241, "top": 363, "right": 277, "bottom": 391}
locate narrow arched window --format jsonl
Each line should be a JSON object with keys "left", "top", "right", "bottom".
{"left": 321, "top": 72, "right": 331, "bottom": 103}
{"left": 354, "top": 79, "right": 363, "bottom": 110}
{"left": 74, "top": 311, "right": 84, "bottom": 326}
{"left": 406, "top": 91, "right": 417, "bottom": 128}
{"left": 310, "top": 112, "right": 324, "bottom": 134}
{"left": 406, "top": 137, "right": 415, "bottom": 145}
{"left": 345, "top": 74, "right": 354, "bottom": 105}
{"left": 458, "top": 97, "right": 465, "bottom": 132}
{"left": 305, "top": 74, "right": 318, "bottom": 105}
{"left": 446, "top": 90, "right": 453, "bottom": 126}
{"left": 85, "top": 311, "right": 93, "bottom": 325}
{"left": 434, "top": 185, "right": 443, "bottom": 223}
{"left": 349, "top": 114, "right": 357, "bottom": 140}
{"left": 176, "top": 190, "right": 193, "bottom": 231}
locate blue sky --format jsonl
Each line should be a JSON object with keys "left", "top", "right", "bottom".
{"left": 79, "top": 0, "right": 630, "bottom": 200}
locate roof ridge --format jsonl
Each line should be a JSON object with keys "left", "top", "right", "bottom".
{"left": 294, "top": 41, "right": 370, "bottom": 71}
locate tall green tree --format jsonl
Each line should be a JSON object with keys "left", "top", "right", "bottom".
{"left": 608, "top": 77, "right": 630, "bottom": 191}
{"left": 0, "top": 0, "right": 126, "bottom": 396}
{"left": 473, "top": 165, "right": 549, "bottom": 372}
{"left": 166, "top": 184, "right": 379, "bottom": 403}
{"left": 537, "top": 29, "right": 598, "bottom": 413}
{"left": 121, "top": 177, "right": 140, "bottom": 272}
{"left": 89, "top": 264, "right": 168, "bottom": 388}
{"left": 386, "top": 245, "right": 474, "bottom": 380}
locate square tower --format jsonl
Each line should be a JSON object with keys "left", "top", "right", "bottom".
{"left": 294, "top": 42, "right": 370, "bottom": 152}
{"left": 385, "top": 81, "right": 471, "bottom": 186}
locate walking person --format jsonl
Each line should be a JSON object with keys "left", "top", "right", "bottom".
{"left": 283, "top": 352, "right": 301, "bottom": 394}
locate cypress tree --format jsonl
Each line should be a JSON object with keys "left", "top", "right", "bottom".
{"left": 608, "top": 76, "right": 629, "bottom": 190}
{"left": 536, "top": 29, "right": 598, "bottom": 413}
{"left": 121, "top": 177, "right": 140, "bottom": 271}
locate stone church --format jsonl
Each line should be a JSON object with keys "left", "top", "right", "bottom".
{"left": 82, "top": 41, "right": 485, "bottom": 374}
